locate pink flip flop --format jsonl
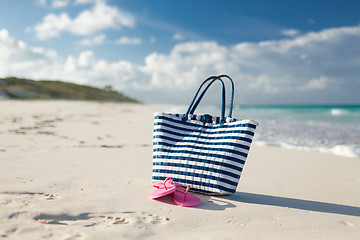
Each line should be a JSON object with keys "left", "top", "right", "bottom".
{"left": 173, "top": 186, "right": 201, "bottom": 207}
{"left": 150, "top": 177, "right": 176, "bottom": 199}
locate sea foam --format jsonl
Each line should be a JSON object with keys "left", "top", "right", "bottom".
{"left": 320, "top": 145, "right": 360, "bottom": 158}
{"left": 331, "top": 108, "right": 349, "bottom": 116}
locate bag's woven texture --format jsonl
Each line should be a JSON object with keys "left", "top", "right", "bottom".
{"left": 152, "top": 112, "right": 257, "bottom": 195}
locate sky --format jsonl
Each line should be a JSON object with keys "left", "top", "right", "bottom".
{"left": 0, "top": 0, "right": 360, "bottom": 105}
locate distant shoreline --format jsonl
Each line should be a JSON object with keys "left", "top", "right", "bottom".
{"left": 0, "top": 77, "right": 139, "bottom": 103}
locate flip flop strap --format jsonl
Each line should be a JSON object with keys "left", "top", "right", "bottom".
{"left": 176, "top": 186, "right": 190, "bottom": 201}
{"left": 153, "top": 177, "right": 173, "bottom": 190}
{"left": 163, "top": 177, "right": 173, "bottom": 190}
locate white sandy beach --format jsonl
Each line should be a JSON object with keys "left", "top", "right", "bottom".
{"left": 1, "top": 100, "right": 360, "bottom": 240}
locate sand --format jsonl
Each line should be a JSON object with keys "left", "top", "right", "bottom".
{"left": 0, "top": 100, "right": 359, "bottom": 240}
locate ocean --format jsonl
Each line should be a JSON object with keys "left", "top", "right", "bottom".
{"left": 165, "top": 105, "right": 360, "bottom": 158}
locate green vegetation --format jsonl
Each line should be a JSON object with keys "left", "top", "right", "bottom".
{"left": 0, "top": 77, "right": 139, "bottom": 102}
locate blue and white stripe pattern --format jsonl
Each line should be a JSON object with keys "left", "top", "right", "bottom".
{"left": 152, "top": 112, "right": 258, "bottom": 195}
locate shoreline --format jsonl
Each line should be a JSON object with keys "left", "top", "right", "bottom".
{"left": 254, "top": 141, "right": 360, "bottom": 159}
{"left": 1, "top": 100, "right": 359, "bottom": 239}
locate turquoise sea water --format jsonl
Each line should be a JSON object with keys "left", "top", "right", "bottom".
{"left": 232, "top": 105, "right": 360, "bottom": 158}
{"left": 167, "top": 105, "right": 360, "bottom": 158}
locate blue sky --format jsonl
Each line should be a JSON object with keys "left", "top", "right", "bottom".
{"left": 0, "top": 0, "right": 360, "bottom": 105}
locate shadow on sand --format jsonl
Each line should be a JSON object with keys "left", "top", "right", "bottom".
{"left": 195, "top": 192, "right": 360, "bottom": 216}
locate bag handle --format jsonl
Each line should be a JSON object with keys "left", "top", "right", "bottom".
{"left": 189, "top": 74, "right": 234, "bottom": 118}
{"left": 183, "top": 76, "right": 226, "bottom": 124}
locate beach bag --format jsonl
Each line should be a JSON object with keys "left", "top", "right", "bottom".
{"left": 152, "top": 75, "right": 258, "bottom": 195}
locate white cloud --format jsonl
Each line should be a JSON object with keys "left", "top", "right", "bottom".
{"left": 0, "top": 29, "right": 60, "bottom": 77}
{"left": 36, "top": 0, "right": 47, "bottom": 6}
{"left": 77, "top": 50, "right": 96, "bottom": 67}
{"left": 30, "top": 13, "right": 72, "bottom": 40}
{"left": 1, "top": 25, "right": 360, "bottom": 104}
{"left": 115, "top": 36, "right": 142, "bottom": 45}
{"left": 51, "top": 0, "right": 70, "bottom": 8}
{"left": 141, "top": 41, "right": 229, "bottom": 90}
{"left": 0, "top": 28, "right": 138, "bottom": 89}
{"left": 248, "top": 75, "right": 280, "bottom": 94}
{"left": 299, "top": 76, "right": 330, "bottom": 90}
{"left": 71, "top": 2, "right": 134, "bottom": 35}
{"left": 78, "top": 34, "right": 106, "bottom": 46}
{"left": 30, "top": 1, "right": 135, "bottom": 40}
{"left": 173, "top": 33, "right": 184, "bottom": 41}
{"left": 281, "top": 29, "right": 300, "bottom": 37}
{"left": 74, "top": 0, "right": 97, "bottom": 4}
{"left": 0, "top": 29, "right": 12, "bottom": 43}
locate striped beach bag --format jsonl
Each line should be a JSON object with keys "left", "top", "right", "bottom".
{"left": 152, "top": 75, "right": 258, "bottom": 195}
